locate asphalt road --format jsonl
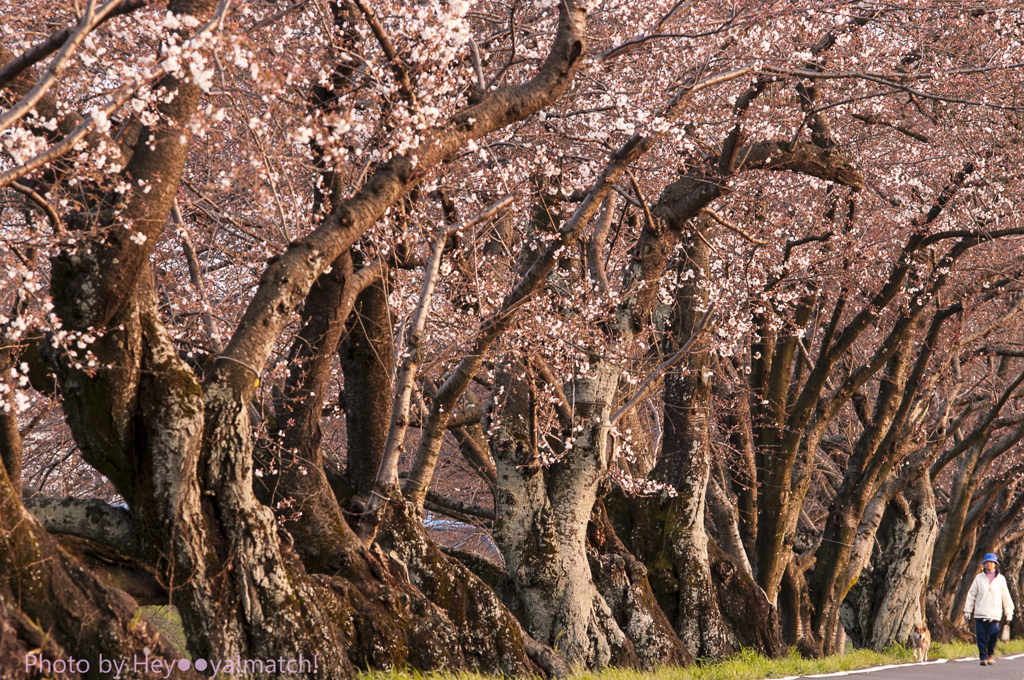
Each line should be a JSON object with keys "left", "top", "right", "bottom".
{"left": 785, "top": 653, "right": 1024, "bottom": 680}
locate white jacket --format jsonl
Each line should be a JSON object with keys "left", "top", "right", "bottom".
{"left": 965, "top": 571, "right": 1015, "bottom": 621}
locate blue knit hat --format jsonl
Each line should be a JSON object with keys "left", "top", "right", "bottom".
{"left": 983, "top": 553, "right": 999, "bottom": 564}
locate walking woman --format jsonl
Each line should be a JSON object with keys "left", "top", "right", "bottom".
{"left": 964, "top": 553, "right": 1015, "bottom": 666}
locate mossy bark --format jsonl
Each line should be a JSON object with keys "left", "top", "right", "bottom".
{"left": 0, "top": 454, "right": 199, "bottom": 680}
{"left": 587, "top": 501, "right": 692, "bottom": 670}
{"left": 375, "top": 498, "right": 560, "bottom": 676}
{"left": 606, "top": 490, "right": 783, "bottom": 660}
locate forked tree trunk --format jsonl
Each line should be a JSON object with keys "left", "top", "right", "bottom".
{"left": 840, "top": 476, "right": 938, "bottom": 650}
{"left": 604, "top": 217, "right": 782, "bottom": 661}
{"left": 491, "top": 361, "right": 638, "bottom": 669}
{"left": 46, "top": 273, "right": 524, "bottom": 677}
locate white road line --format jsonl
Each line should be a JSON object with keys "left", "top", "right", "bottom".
{"left": 773, "top": 657, "right": 998, "bottom": 679}
{"left": 765, "top": 654, "right": 1024, "bottom": 679}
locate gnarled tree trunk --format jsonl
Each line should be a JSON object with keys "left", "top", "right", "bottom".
{"left": 841, "top": 476, "right": 938, "bottom": 650}
{"left": 491, "top": 361, "right": 639, "bottom": 669}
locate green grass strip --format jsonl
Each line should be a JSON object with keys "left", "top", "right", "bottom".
{"left": 359, "top": 639, "right": 1024, "bottom": 680}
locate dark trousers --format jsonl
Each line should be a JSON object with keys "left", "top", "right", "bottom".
{"left": 975, "top": 618, "right": 1001, "bottom": 660}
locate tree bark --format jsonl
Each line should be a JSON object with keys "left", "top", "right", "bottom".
{"left": 649, "top": 223, "right": 732, "bottom": 659}
{"left": 0, "top": 447, "right": 200, "bottom": 680}
{"left": 374, "top": 497, "right": 557, "bottom": 676}
{"left": 841, "top": 476, "right": 938, "bottom": 650}
{"left": 340, "top": 274, "right": 394, "bottom": 496}
{"left": 491, "top": 361, "right": 639, "bottom": 669}
{"left": 587, "top": 500, "right": 692, "bottom": 670}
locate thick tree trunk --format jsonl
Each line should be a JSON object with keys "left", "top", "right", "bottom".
{"left": 1004, "top": 539, "right": 1024, "bottom": 639}
{"left": 930, "top": 447, "right": 985, "bottom": 597}
{"left": 374, "top": 498, "right": 564, "bottom": 677}
{"left": 340, "top": 275, "right": 395, "bottom": 496}
{"left": 491, "top": 361, "right": 638, "bottom": 669}
{"left": 779, "top": 558, "right": 815, "bottom": 649}
{"left": 0, "top": 455, "right": 199, "bottom": 680}
{"left": 653, "top": 468, "right": 732, "bottom": 658}
{"left": 707, "top": 475, "right": 753, "bottom": 578}
{"left": 47, "top": 273, "right": 500, "bottom": 677}
{"left": 0, "top": 341, "right": 21, "bottom": 497}
{"left": 10, "top": 0, "right": 595, "bottom": 674}
{"left": 607, "top": 489, "right": 783, "bottom": 660}
{"left": 645, "top": 222, "right": 771, "bottom": 659}
{"left": 707, "top": 540, "right": 785, "bottom": 657}
{"left": 925, "top": 588, "right": 972, "bottom": 644}
{"left": 587, "top": 501, "right": 692, "bottom": 670}
{"left": 841, "top": 477, "right": 938, "bottom": 650}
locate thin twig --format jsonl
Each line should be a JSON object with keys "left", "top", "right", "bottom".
{"left": 485, "top": 3, "right": 518, "bottom": 91}
{"left": 611, "top": 302, "right": 716, "bottom": 425}
{"left": 172, "top": 199, "right": 222, "bottom": 352}
{"left": 9, "top": 181, "right": 62, "bottom": 232}
{"left": 700, "top": 207, "right": 767, "bottom": 246}
{"left": 625, "top": 167, "right": 655, "bottom": 234}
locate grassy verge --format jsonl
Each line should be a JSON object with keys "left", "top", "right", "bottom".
{"left": 132, "top": 607, "right": 1024, "bottom": 680}
{"left": 360, "top": 639, "right": 1024, "bottom": 680}
{"left": 140, "top": 605, "right": 189, "bottom": 655}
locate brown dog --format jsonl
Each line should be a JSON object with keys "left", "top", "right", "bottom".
{"left": 911, "top": 622, "right": 931, "bottom": 663}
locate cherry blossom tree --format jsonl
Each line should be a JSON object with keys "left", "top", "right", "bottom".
{"left": 2, "top": 0, "right": 1024, "bottom": 677}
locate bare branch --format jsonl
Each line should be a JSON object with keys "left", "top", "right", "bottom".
{"left": 611, "top": 302, "right": 716, "bottom": 426}
{"left": 851, "top": 112, "right": 930, "bottom": 144}
{"left": 531, "top": 354, "right": 573, "bottom": 428}
{"left": 173, "top": 200, "right": 222, "bottom": 353}
{"left": 352, "top": 0, "right": 420, "bottom": 113}
{"left": 586, "top": 194, "right": 615, "bottom": 296}
{"left": 484, "top": 3, "right": 518, "bottom": 91}
{"left": 700, "top": 207, "right": 767, "bottom": 246}
{"left": 8, "top": 181, "right": 62, "bottom": 232}
{"left": 245, "top": 0, "right": 309, "bottom": 35}
{"left": 468, "top": 37, "right": 485, "bottom": 92}
{"left": 424, "top": 491, "right": 495, "bottom": 522}
{"left": 763, "top": 64, "right": 1024, "bottom": 113}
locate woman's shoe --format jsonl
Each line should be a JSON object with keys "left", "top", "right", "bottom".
{"left": 987, "top": 659, "right": 996, "bottom": 665}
